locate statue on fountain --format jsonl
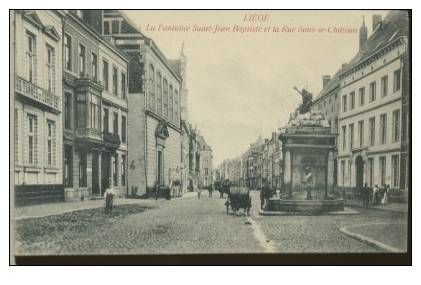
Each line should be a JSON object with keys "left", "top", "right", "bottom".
{"left": 293, "top": 86, "right": 313, "bottom": 114}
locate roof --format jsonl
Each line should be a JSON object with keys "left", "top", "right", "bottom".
{"left": 167, "top": 59, "right": 182, "bottom": 78}
{"left": 313, "top": 69, "right": 342, "bottom": 103}
{"left": 340, "top": 10, "right": 409, "bottom": 76}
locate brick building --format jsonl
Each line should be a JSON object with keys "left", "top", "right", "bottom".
{"left": 62, "top": 10, "right": 129, "bottom": 200}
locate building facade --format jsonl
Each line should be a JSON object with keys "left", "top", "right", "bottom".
{"left": 105, "top": 11, "right": 183, "bottom": 195}
{"left": 62, "top": 10, "right": 129, "bottom": 200}
{"left": 337, "top": 11, "right": 409, "bottom": 195}
{"left": 12, "top": 10, "right": 64, "bottom": 202}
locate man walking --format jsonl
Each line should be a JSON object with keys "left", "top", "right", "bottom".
{"left": 362, "top": 183, "right": 369, "bottom": 208}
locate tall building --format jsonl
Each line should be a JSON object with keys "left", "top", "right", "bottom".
{"left": 62, "top": 10, "right": 129, "bottom": 200}
{"left": 337, "top": 11, "right": 409, "bottom": 195}
{"left": 104, "top": 11, "right": 183, "bottom": 195}
{"left": 12, "top": 10, "right": 64, "bottom": 203}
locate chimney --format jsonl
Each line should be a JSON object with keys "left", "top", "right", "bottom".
{"left": 359, "top": 16, "right": 368, "bottom": 50}
{"left": 322, "top": 75, "right": 331, "bottom": 88}
{"left": 372, "top": 15, "right": 382, "bottom": 32}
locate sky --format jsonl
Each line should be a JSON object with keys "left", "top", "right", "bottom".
{"left": 124, "top": 10, "right": 389, "bottom": 166}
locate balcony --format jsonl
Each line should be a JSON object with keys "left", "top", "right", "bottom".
{"left": 75, "top": 128, "right": 102, "bottom": 144}
{"left": 15, "top": 76, "right": 60, "bottom": 112}
{"left": 103, "top": 131, "right": 121, "bottom": 148}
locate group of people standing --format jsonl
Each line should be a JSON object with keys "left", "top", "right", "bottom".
{"left": 361, "top": 183, "right": 391, "bottom": 208}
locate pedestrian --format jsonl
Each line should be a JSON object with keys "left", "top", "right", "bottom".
{"left": 208, "top": 184, "right": 213, "bottom": 198}
{"left": 197, "top": 185, "right": 202, "bottom": 199}
{"left": 104, "top": 178, "right": 116, "bottom": 214}
{"left": 382, "top": 184, "right": 390, "bottom": 205}
{"left": 362, "top": 183, "right": 369, "bottom": 208}
{"left": 372, "top": 185, "right": 379, "bottom": 205}
{"left": 260, "top": 182, "right": 266, "bottom": 210}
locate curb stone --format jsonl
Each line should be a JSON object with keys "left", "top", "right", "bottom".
{"left": 339, "top": 223, "right": 403, "bottom": 252}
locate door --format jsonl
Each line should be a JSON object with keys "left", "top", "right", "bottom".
{"left": 355, "top": 155, "right": 364, "bottom": 191}
{"left": 157, "top": 150, "right": 164, "bottom": 185}
{"left": 92, "top": 151, "right": 100, "bottom": 195}
{"left": 101, "top": 152, "right": 110, "bottom": 195}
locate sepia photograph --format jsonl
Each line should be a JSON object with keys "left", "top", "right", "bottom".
{"left": 9, "top": 9, "right": 411, "bottom": 265}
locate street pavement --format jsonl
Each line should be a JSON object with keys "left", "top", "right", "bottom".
{"left": 14, "top": 190, "right": 407, "bottom": 255}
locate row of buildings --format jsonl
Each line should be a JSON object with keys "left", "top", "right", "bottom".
{"left": 216, "top": 131, "right": 283, "bottom": 190}
{"left": 11, "top": 10, "right": 213, "bottom": 204}
{"left": 217, "top": 11, "right": 409, "bottom": 200}
{"left": 311, "top": 11, "right": 409, "bottom": 197}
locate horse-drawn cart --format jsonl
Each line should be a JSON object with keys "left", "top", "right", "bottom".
{"left": 225, "top": 187, "right": 252, "bottom": 215}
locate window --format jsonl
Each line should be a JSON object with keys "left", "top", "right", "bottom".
{"left": 112, "top": 20, "right": 120, "bottom": 34}
{"left": 64, "top": 145, "right": 73, "bottom": 187}
{"left": 64, "top": 93, "right": 72, "bottom": 129}
{"left": 103, "top": 21, "right": 110, "bottom": 35}
{"left": 149, "top": 65, "right": 155, "bottom": 110}
{"left": 46, "top": 45, "right": 55, "bottom": 93}
{"left": 381, "top": 75, "right": 388, "bottom": 97}
{"left": 79, "top": 152, "right": 87, "bottom": 187}
{"left": 359, "top": 87, "right": 365, "bottom": 106}
{"left": 367, "top": 158, "right": 374, "bottom": 186}
{"left": 27, "top": 115, "right": 37, "bottom": 164}
{"left": 205, "top": 168, "right": 209, "bottom": 175}
{"left": 103, "top": 108, "right": 109, "bottom": 133}
{"left": 156, "top": 72, "right": 162, "bottom": 114}
{"left": 26, "top": 32, "right": 36, "bottom": 82}
{"left": 163, "top": 79, "right": 168, "bottom": 118}
{"left": 341, "top": 160, "right": 345, "bottom": 186}
{"left": 92, "top": 53, "right": 98, "bottom": 81}
{"left": 169, "top": 85, "right": 174, "bottom": 121}
{"left": 342, "top": 126, "right": 346, "bottom": 150}
{"left": 121, "top": 73, "right": 126, "bottom": 99}
{"left": 174, "top": 89, "right": 179, "bottom": 123}
{"left": 358, "top": 120, "right": 364, "bottom": 148}
{"left": 103, "top": 61, "right": 109, "bottom": 90}
{"left": 112, "top": 67, "right": 118, "bottom": 95}
{"left": 392, "top": 109, "right": 400, "bottom": 142}
{"left": 349, "top": 123, "right": 354, "bottom": 150}
{"left": 113, "top": 154, "right": 118, "bottom": 186}
{"left": 121, "top": 115, "right": 126, "bottom": 143}
{"left": 380, "top": 113, "right": 387, "bottom": 144}
{"left": 392, "top": 155, "right": 399, "bottom": 188}
{"left": 14, "top": 109, "right": 19, "bottom": 163}
{"left": 79, "top": 44, "right": 86, "bottom": 75}
{"left": 121, "top": 155, "right": 126, "bottom": 186}
{"left": 75, "top": 94, "right": 87, "bottom": 128}
{"left": 350, "top": 92, "right": 355, "bottom": 110}
{"left": 64, "top": 34, "right": 72, "bottom": 71}
{"left": 46, "top": 120, "right": 55, "bottom": 166}
{"left": 393, "top": 69, "right": 401, "bottom": 92}
{"left": 342, "top": 95, "right": 347, "bottom": 112}
{"left": 369, "top": 81, "right": 376, "bottom": 102}
{"left": 369, "top": 117, "right": 375, "bottom": 146}
{"left": 89, "top": 95, "right": 100, "bottom": 129}
{"left": 379, "top": 156, "right": 386, "bottom": 186}
{"left": 113, "top": 112, "right": 118, "bottom": 135}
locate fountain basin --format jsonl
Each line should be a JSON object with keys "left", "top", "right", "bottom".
{"left": 266, "top": 198, "right": 344, "bottom": 214}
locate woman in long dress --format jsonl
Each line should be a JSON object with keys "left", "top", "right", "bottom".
{"left": 382, "top": 185, "right": 390, "bottom": 204}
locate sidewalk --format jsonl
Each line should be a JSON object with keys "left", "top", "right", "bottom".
{"left": 13, "top": 192, "right": 197, "bottom": 220}
{"left": 346, "top": 200, "right": 408, "bottom": 213}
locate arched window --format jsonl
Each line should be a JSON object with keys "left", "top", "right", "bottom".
{"left": 156, "top": 72, "right": 162, "bottom": 115}
{"left": 169, "top": 84, "right": 174, "bottom": 121}
{"left": 149, "top": 64, "right": 155, "bottom": 110}
{"left": 174, "top": 88, "right": 179, "bottom": 123}
{"left": 163, "top": 79, "right": 168, "bottom": 118}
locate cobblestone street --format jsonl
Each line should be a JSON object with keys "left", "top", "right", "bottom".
{"left": 15, "top": 191, "right": 407, "bottom": 255}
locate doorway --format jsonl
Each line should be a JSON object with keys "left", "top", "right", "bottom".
{"left": 355, "top": 155, "right": 364, "bottom": 191}
{"left": 92, "top": 151, "right": 100, "bottom": 195}
{"left": 101, "top": 152, "right": 111, "bottom": 195}
{"left": 157, "top": 150, "right": 164, "bottom": 185}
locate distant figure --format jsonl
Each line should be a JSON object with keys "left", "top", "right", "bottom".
{"left": 208, "top": 184, "right": 213, "bottom": 198}
{"left": 362, "top": 183, "right": 370, "bottom": 208}
{"left": 104, "top": 178, "right": 116, "bottom": 214}
{"left": 303, "top": 165, "right": 313, "bottom": 200}
{"left": 372, "top": 185, "right": 380, "bottom": 205}
{"left": 197, "top": 185, "right": 202, "bottom": 199}
{"left": 382, "top": 184, "right": 390, "bottom": 205}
